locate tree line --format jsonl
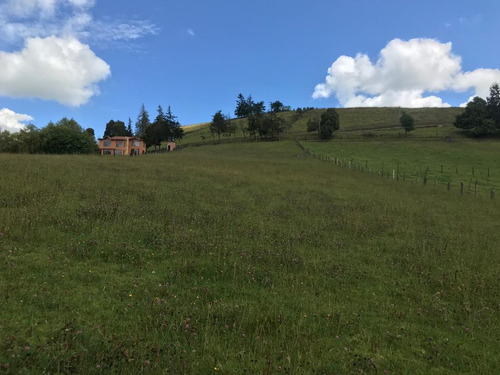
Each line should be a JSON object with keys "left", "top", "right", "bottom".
{"left": 0, "top": 118, "right": 97, "bottom": 154}
{"left": 454, "top": 83, "right": 500, "bottom": 137}
{"left": 209, "top": 94, "right": 335, "bottom": 141}
{"left": 0, "top": 103, "right": 184, "bottom": 154}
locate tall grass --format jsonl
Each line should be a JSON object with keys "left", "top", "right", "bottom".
{"left": 1, "top": 142, "right": 499, "bottom": 374}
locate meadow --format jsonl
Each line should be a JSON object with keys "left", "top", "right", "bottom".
{"left": 1, "top": 140, "right": 499, "bottom": 374}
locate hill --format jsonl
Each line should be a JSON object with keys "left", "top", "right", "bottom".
{"left": 180, "top": 107, "right": 464, "bottom": 144}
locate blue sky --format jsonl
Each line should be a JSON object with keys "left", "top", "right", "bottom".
{"left": 1, "top": 0, "right": 499, "bottom": 137}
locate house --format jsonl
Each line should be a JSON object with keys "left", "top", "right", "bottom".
{"left": 98, "top": 136, "right": 147, "bottom": 156}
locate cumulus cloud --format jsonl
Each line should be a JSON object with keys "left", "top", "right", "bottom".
{"left": 0, "top": 0, "right": 158, "bottom": 106}
{"left": 0, "top": 36, "right": 110, "bottom": 106}
{"left": 313, "top": 38, "right": 500, "bottom": 108}
{"left": 0, "top": 108, "right": 34, "bottom": 133}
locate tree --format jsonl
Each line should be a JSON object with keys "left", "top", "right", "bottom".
{"left": 135, "top": 104, "right": 150, "bottom": 137}
{"left": 235, "top": 94, "right": 266, "bottom": 118}
{"left": 261, "top": 112, "right": 290, "bottom": 140}
{"left": 319, "top": 108, "right": 340, "bottom": 139}
{"left": 306, "top": 118, "right": 320, "bottom": 132}
{"left": 400, "top": 111, "right": 415, "bottom": 135}
{"left": 127, "top": 118, "right": 133, "bottom": 136}
{"left": 210, "top": 110, "right": 228, "bottom": 141}
{"left": 40, "top": 118, "right": 96, "bottom": 154}
{"left": 270, "top": 100, "right": 284, "bottom": 113}
{"left": 235, "top": 93, "right": 249, "bottom": 118}
{"left": 165, "top": 105, "right": 184, "bottom": 140}
{"left": 454, "top": 97, "right": 490, "bottom": 136}
{"left": 17, "top": 124, "right": 41, "bottom": 154}
{"left": 486, "top": 82, "right": 500, "bottom": 128}
{"left": 103, "top": 120, "right": 128, "bottom": 137}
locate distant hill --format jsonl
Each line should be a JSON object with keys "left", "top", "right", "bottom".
{"left": 180, "top": 107, "right": 464, "bottom": 144}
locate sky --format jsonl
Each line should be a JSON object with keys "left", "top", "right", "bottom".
{"left": 1, "top": 0, "right": 500, "bottom": 136}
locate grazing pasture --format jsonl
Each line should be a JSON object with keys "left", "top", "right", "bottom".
{"left": 1, "top": 141, "right": 499, "bottom": 374}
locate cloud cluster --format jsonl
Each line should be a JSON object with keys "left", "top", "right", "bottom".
{"left": 0, "top": 0, "right": 157, "bottom": 113}
{"left": 313, "top": 38, "right": 500, "bottom": 107}
{"left": 0, "top": 36, "right": 110, "bottom": 106}
{"left": 0, "top": 108, "right": 34, "bottom": 133}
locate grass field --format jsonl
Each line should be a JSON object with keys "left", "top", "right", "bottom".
{"left": 1, "top": 141, "right": 499, "bottom": 374}
{"left": 301, "top": 138, "right": 500, "bottom": 195}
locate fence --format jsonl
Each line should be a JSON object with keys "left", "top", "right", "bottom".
{"left": 295, "top": 140, "right": 496, "bottom": 200}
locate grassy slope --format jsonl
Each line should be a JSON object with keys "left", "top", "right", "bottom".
{"left": 180, "top": 107, "right": 464, "bottom": 144}
{"left": 302, "top": 139, "right": 500, "bottom": 192}
{"left": 1, "top": 142, "right": 499, "bottom": 374}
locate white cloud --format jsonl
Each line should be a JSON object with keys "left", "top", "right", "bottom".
{"left": 0, "top": 108, "right": 34, "bottom": 133}
{"left": 187, "top": 28, "right": 195, "bottom": 37}
{"left": 313, "top": 38, "right": 500, "bottom": 108}
{"left": 0, "top": 36, "right": 110, "bottom": 106}
{"left": 0, "top": 0, "right": 159, "bottom": 106}
{"left": 0, "top": 0, "right": 158, "bottom": 45}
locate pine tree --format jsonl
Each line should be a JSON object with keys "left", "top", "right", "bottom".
{"left": 135, "top": 104, "right": 150, "bottom": 137}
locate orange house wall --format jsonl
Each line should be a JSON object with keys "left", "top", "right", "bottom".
{"left": 98, "top": 137, "right": 147, "bottom": 155}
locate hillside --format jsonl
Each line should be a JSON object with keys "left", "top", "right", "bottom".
{"left": 180, "top": 107, "right": 464, "bottom": 144}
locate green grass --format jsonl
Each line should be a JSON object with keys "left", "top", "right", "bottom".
{"left": 1, "top": 142, "right": 499, "bottom": 374}
{"left": 302, "top": 138, "right": 500, "bottom": 194}
{"left": 180, "top": 107, "right": 464, "bottom": 145}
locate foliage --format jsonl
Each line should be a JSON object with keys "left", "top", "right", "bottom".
{"left": 141, "top": 105, "right": 183, "bottom": 148}
{"left": 0, "top": 118, "right": 96, "bottom": 154}
{"left": 454, "top": 97, "right": 490, "bottom": 136}
{"left": 270, "top": 100, "right": 284, "bottom": 113}
{"left": 103, "top": 120, "right": 131, "bottom": 138}
{"left": 135, "top": 104, "right": 151, "bottom": 137}
{"left": 306, "top": 118, "right": 320, "bottom": 132}
{"left": 486, "top": 82, "right": 500, "bottom": 127}
{"left": 400, "top": 111, "right": 415, "bottom": 135}
{"left": 39, "top": 118, "right": 96, "bottom": 154}
{"left": 319, "top": 108, "right": 340, "bottom": 139}
{"left": 454, "top": 83, "right": 500, "bottom": 137}
{"left": 234, "top": 93, "right": 266, "bottom": 118}
{"left": 209, "top": 110, "right": 228, "bottom": 141}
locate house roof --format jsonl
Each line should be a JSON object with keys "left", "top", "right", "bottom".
{"left": 97, "top": 136, "right": 143, "bottom": 141}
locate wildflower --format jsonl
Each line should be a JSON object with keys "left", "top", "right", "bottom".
{"left": 129, "top": 294, "right": 133, "bottom": 297}
{"left": 144, "top": 360, "right": 150, "bottom": 366}
{"left": 25, "top": 346, "right": 30, "bottom": 351}
{"left": 96, "top": 364, "right": 101, "bottom": 368}
{"left": 77, "top": 330, "right": 82, "bottom": 335}
{"left": 214, "top": 367, "right": 219, "bottom": 371}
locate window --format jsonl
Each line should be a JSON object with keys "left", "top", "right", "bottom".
{"left": 132, "top": 141, "right": 140, "bottom": 147}
{"left": 115, "top": 150, "right": 122, "bottom": 155}
{"left": 103, "top": 150, "right": 112, "bottom": 155}
{"left": 116, "top": 141, "right": 123, "bottom": 148}
{"left": 103, "top": 140, "right": 111, "bottom": 146}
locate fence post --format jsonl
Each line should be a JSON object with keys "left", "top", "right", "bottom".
{"left": 460, "top": 182, "right": 464, "bottom": 195}
{"left": 491, "top": 188, "right": 495, "bottom": 200}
